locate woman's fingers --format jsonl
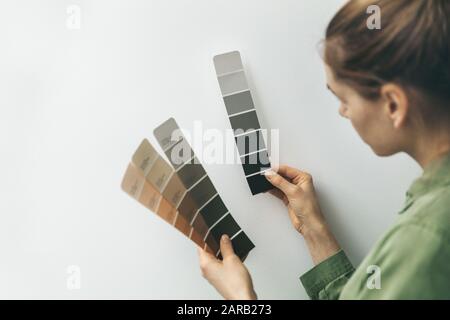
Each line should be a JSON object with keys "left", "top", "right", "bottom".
{"left": 268, "top": 189, "right": 289, "bottom": 205}
{"left": 264, "top": 170, "right": 297, "bottom": 196}
{"left": 198, "top": 247, "right": 215, "bottom": 263}
{"left": 198, "top": 247, "right": 219, "bottom": 275}
{"left": 268, "top": 189, "right": 283, "bottom": 200}
{"left": 276, "top": 165, "right": 314, "bottom": 189}
{"left": 278, "top": 165, "right": 307, "bottom": 179}
{"left": 276, "top": 165, "right": 304, "bottom": 178}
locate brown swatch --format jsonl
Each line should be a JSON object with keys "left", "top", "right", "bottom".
{"left": 121, "top": 163, "right": 208, "bottom": 250}
{"left": 131, "top": 139, "right": 210, "bottom": 240}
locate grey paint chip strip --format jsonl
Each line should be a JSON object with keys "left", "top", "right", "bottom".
{"left": 153, "top": 117, "right": 255, "bottom": 261}
{"left": 213, "top": 51, "right": 273, "bottom": 195}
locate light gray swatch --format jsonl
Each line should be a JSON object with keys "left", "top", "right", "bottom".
{"left": 217, "top": 71, "right": 249, "bottom": 96}
{"left": 213, "top": 51, "right": 243, "bottom": 75}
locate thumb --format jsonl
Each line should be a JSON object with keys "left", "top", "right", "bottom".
{"left": 264, "top": 170, "right": 297, "bottom": 196}
{"left": 220, "top": 234, "right": 235, "bottom": 259}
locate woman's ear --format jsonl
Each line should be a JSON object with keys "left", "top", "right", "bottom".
{"left": 380, "top": 84, "right": 409, "bottom": 129}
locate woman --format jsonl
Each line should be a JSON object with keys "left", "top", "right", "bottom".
{"left": 198, "top": 0, "right": 450, "bottom": 300}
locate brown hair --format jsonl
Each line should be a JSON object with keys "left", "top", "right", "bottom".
{"left": 325, "top": 0, "right": 450, "bottom": 111}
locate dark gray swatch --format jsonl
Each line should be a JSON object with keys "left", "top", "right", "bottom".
{"left": 177, "top": 159, "right": 206, "bottom": 189}
{"left": 199, "top": 195, "right": 228, "bottom": 227}
{"left": 246, "top": 173, "right": 274, "bottom": 195}
{"left": 223, "top": 90, "right": 254, "bottom": 115}
{"left": 235, "top": 130, "right": 266, "bottom": 156}
{"left": 230, "top": 232, "right": 255, "bottom": 261}
{"left": 189, "top": 176, "right": 217, "bottom": 208}
{"left": 241, "top": 151, "right": 271, "bottom": 176}
{"left": 229, "top": 110, "right": 261, "bottom": 132}
{"left": 209, "top": 214, "right": 240, "bottom": 244}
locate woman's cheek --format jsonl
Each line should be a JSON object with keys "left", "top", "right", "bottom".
{"left": 349, "top": 113, "right": 372, "bottom": 145}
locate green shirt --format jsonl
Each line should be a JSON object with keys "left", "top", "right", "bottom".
{"left": 300, "top": 154, "right": 450, "bottom": 300}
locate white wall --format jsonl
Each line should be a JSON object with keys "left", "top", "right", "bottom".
{"left": 0, "top": 0, "right": 421, "bottom": 299}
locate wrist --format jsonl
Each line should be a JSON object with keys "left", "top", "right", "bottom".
{"left": 235, "top": 288, "right": 257, "bottom": 300}
{"left": 246, "top": 289, "right": 257, "bottom": 300}
{"left": 302, "top": 220, "right": 329, "bottom": 239}
{"left": 302, "top": 223, "right": 341, "bottom": 265}
{"left": 300, "top": 213, "right": 328, "bottom": 237}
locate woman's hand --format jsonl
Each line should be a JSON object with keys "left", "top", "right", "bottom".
{"left": 264, "top": 165, "right": 325, "bottom": 235}
{"left": 265, "top": 165, "right": 341, "bottom": 264}
{"left": 198, "top": 235, "right": 257, "bottom": 300}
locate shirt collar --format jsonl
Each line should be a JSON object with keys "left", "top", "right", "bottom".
{"left": 400, "top": 153, "right": 450, "bottom": 214}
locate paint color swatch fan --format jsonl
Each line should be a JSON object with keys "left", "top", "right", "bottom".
{"left": 121, "top": 119, "right": 255, "bottom": 261}
{"left": 213, "top": 51, "right": 274, "bottom": 195}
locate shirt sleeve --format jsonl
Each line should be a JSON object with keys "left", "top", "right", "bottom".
{"left": 300, "top": 250, "right": 355, "bottom": 300}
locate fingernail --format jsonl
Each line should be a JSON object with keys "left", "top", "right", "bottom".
{"left": 221, "top": 234, "right": 229, "bottom": 243}
{"left": 263, "top": 170, "right": 272, "bottom": 176}
{"left": 264, "top": 170, "right": 275, "bottom": 178}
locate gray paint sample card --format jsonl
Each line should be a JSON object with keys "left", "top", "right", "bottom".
{"left": 213, "top": 51, "right": 274, "bottom": 195}
{"left": 154, "top": 117, "right": 255, "bottom": 260}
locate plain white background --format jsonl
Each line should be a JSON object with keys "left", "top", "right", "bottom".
{"left": 0, "top": 0, "right": 421, "bottom": 299}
